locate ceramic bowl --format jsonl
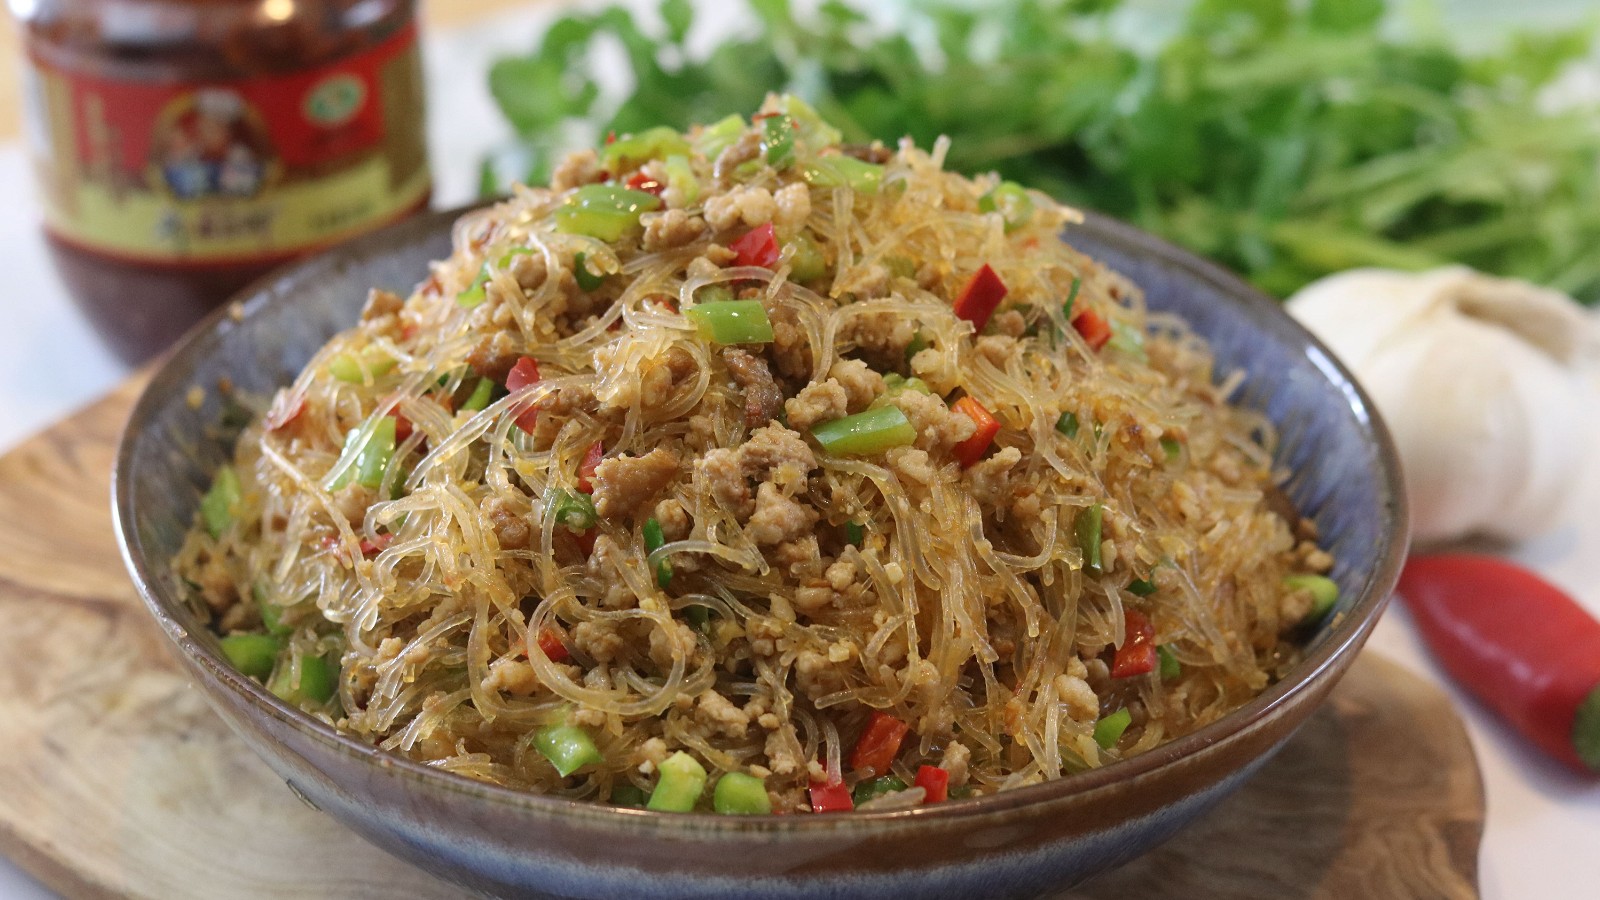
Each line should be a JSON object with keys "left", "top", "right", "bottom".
{"left": 113, "top": 206, "right": 1407, "bottom": 899}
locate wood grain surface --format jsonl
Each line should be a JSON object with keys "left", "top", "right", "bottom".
{"left": 0, "top": 379, "right": 1485, "bottom": 899}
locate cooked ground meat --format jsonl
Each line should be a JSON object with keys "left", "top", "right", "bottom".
{"left": 591, "top": 449, "right": 679, "bottom": 520}
{"left": 722, "top": 348, "right": 786, "bottom": 428}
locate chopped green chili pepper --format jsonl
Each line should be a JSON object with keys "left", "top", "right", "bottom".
{"left": 611, "top": 783, "right": 648, "bottom": 808}
{"left": 684, "top": 300, "right": 774, "bottom": 344}
{"left": 881, "top": 373, "right": 931, "bottom": 397}
{"left": 456, "top": 249, "right": 535, "bottom": 309}
{"left": 554, "top": 184, "right": 662, "bottom": 241}
{"left": 356, "top": 417, "right": 398, "bottom": 490}
{"left": 762, "top": 114, "right": 796, "bottom": 169}
{"left": 644, "top": 517, "right": 672, "bottom": 588}
{"left": 1076, "top": 503, "right": 1104, "bottom": 577}
{"left": 462, "top": 377, "right": 495, "bottom": 412}
{"left": 713, "top": 772, "right": 772, "bottom": 815}
{"left": 573, "top": 251, "right": 606, "bottom": 291}
{"left": 269, "top": 653, "right": 338, "bottom": 705}
{"left": 693, "top": 114, "right": 745, "bottom": 161}
{"left": 549, "top": 488, "right": 598, "bottom": 531}
{"left": 1160, "top": 437, "right": 1182, "bottom": 463}
{"left": 220, "top": 634, "right": 281, "bottom": 681}
{"left": 1157, "top": 645, "right": 1182, "bottom": 680}
{"left": 800, "top": 156, "right": 885, "bottom": 194}
{"left": 601, "top": 125, "right": 689, "bottom": 171}
{"left": 844, "top": 521, "right": 866, "bottom": 548}
{"left": 323, "top": 416, "right": 398, "bottom": 492}
{"left": 254, "top": 583, "right": 293, "bottom": 636}
{"left": 1108, "top": 319, "right": 1148, "bottom": 361}
{"left": 810, "top": 406, "right": 916, "bottom": 456}
{"left": 662, "top": 153, "right": 699, "bottom": 204}
{"left": 1061, "top": 278, "right": 1083, "bottom": 322}
{"left": 1094, "top": 708, "right": 1132, "bottom": 750}
{"left": 785, "top": 233, "right": 827, "bottom": 282}
{"left": 327, "top": 348, "right": 397, "bottom": 382}
{"left": 1285, "top": 574, "right": 1340, "bottom": 622}
{"left": 647, "top": 751, "right": 707, "bottom": 812}
{"left": 851, "top": 775, "right": 907, "bottom": 805}
{"left": 778, "top": 95, "right": 843, "bottom": 150}
{"left": 1055, "top": 411, "right": 1080, "bottom": 439}
{"left": 535, "top": 721, "right": 604, "bottom": 777}
{"left": 1127, "top": 577, "right": 1158, "bottom": 597}
{"left": 201, "top": 465, "right": 241, "bottom": 539}
{"left": 978, "top": 181, "right": 1034, "bottom": 233}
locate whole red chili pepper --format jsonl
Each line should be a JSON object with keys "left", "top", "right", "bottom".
{"left": 1399, "top": 554, "right": 1600, "bottom": 775}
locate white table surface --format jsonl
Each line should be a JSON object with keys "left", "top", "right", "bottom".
{"left": 2, "top": 2, "right": 1599, "bottom": 897}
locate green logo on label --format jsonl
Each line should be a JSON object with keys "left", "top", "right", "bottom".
{"left": 305, "top": 74, "right": 366, "bottom": 127}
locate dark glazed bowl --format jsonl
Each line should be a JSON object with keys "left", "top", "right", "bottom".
{"left": 113, "top": 206, "right": 1407, "bottom": 900}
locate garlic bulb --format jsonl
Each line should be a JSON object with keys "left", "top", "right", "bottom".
{"left": 1288, "top": 266, "right": 1600, "bottom": 544}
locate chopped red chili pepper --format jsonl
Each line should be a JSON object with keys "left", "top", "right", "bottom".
{"left": 392, "top": 413, "right": 413, "bottom": 443}
{"left": 730, "top": 223, "right": 781, "bottom": 268}
{"left": 625, "top": 170, "right": 664, "bottom": 196}
{"left": 952, "top": 264, "right": 1008, "bottom": 332}
{"left": 506, "top": 356, "right": 542, "bottom": 433}
{"left": 358, "top": 533, "right": 393, "bottom": 557}
{"left": 950, "top": 397, "right": 1000, "bottom": 468}
{"left": 1112, "top": 608, "right": 1157, "bottom": 678}
{"left": 808, "top": 777, "right": 854, "bottom": 813}
{"left": 534, "top": 627, "right": 571, "bottom": 664}
{"left": 1072, "top": 308, "right": 1112, "bottom": 351}
{"left": 578, "top": 441, "right": 605, "bottom": 494}
{"left": 849, "top": 710, "right": 911, "bottom": 778}
{"left": 914, "top": 765, "right": 949, "bottom": 803}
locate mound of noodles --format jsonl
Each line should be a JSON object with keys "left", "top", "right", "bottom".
{"left": 177, "top": 96, "right": 1335, "bottom": 813}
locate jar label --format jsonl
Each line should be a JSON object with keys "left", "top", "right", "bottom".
{"left": 24, "top": 24, "right": 430, "bottom": 265}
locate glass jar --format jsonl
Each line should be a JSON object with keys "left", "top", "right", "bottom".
{"left": 11, "top": 0, "right": 431, "bottom": 363}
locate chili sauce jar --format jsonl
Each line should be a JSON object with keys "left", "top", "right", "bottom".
{"left": 12, "top": 0, "right": 431, "bottom": 362}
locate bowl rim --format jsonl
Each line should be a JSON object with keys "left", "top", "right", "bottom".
{"left": 112, "top": 202, "right": 1408, "bottom": 836}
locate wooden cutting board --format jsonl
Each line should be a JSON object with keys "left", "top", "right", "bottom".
{"left": 0, "top": 378, "right": 1485, "bottom": 899}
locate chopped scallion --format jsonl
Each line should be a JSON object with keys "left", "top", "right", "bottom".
{"left": 549, "top": 488, "right": 598, "bottom": 531}
{"left": 713, "top": 772, "right": 772, "bottom": 815}
{"left": 647, "top": 751, "right": 707, "bottom": 813}
{"left": 534, "top": 721, "right": 604, "bottom": 777}
{"left": 1055, "top": 411, "right": 1080, "bottom": 439}
{"left": 1076, "top": 503, "right": 1104, "bottom": 577}
{"left": 844, "top": 521, "right": 866, "bottom": 548}
{"left": 1062, "top": 278, "right": 1082, "bottom": 322}
{"left": 573, "top": 251, "right": 606, "bottom": 291}
{"left": 269, "top": 653, "right": 338, "bottom": 705}
{"left": 1094, "top": 708, "right": 1132, "bottom": 750}
{"left": 644, "top": 517, "right": 672, "bottom": 588}
{"left": 220, "top": 634, "right": 281, "bottom": 681}
{"left": 978, "top": 181, "right": 1034, "bottom": 232}
{"left": 1157, "top": 645, "right": 1182, "bottom": 680}
{"left": 1285, "top": 574, "right": 1340, "bottom": 622}
{"left": 851, "top": 775, "right": 907, "bottom": 806}
{"left": 462, "top": 377, "right": 495, "bottom": 412}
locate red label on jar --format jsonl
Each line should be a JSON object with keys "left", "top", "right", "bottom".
{"left": 24, "top": 23, "right": 430, "bottom": 265}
